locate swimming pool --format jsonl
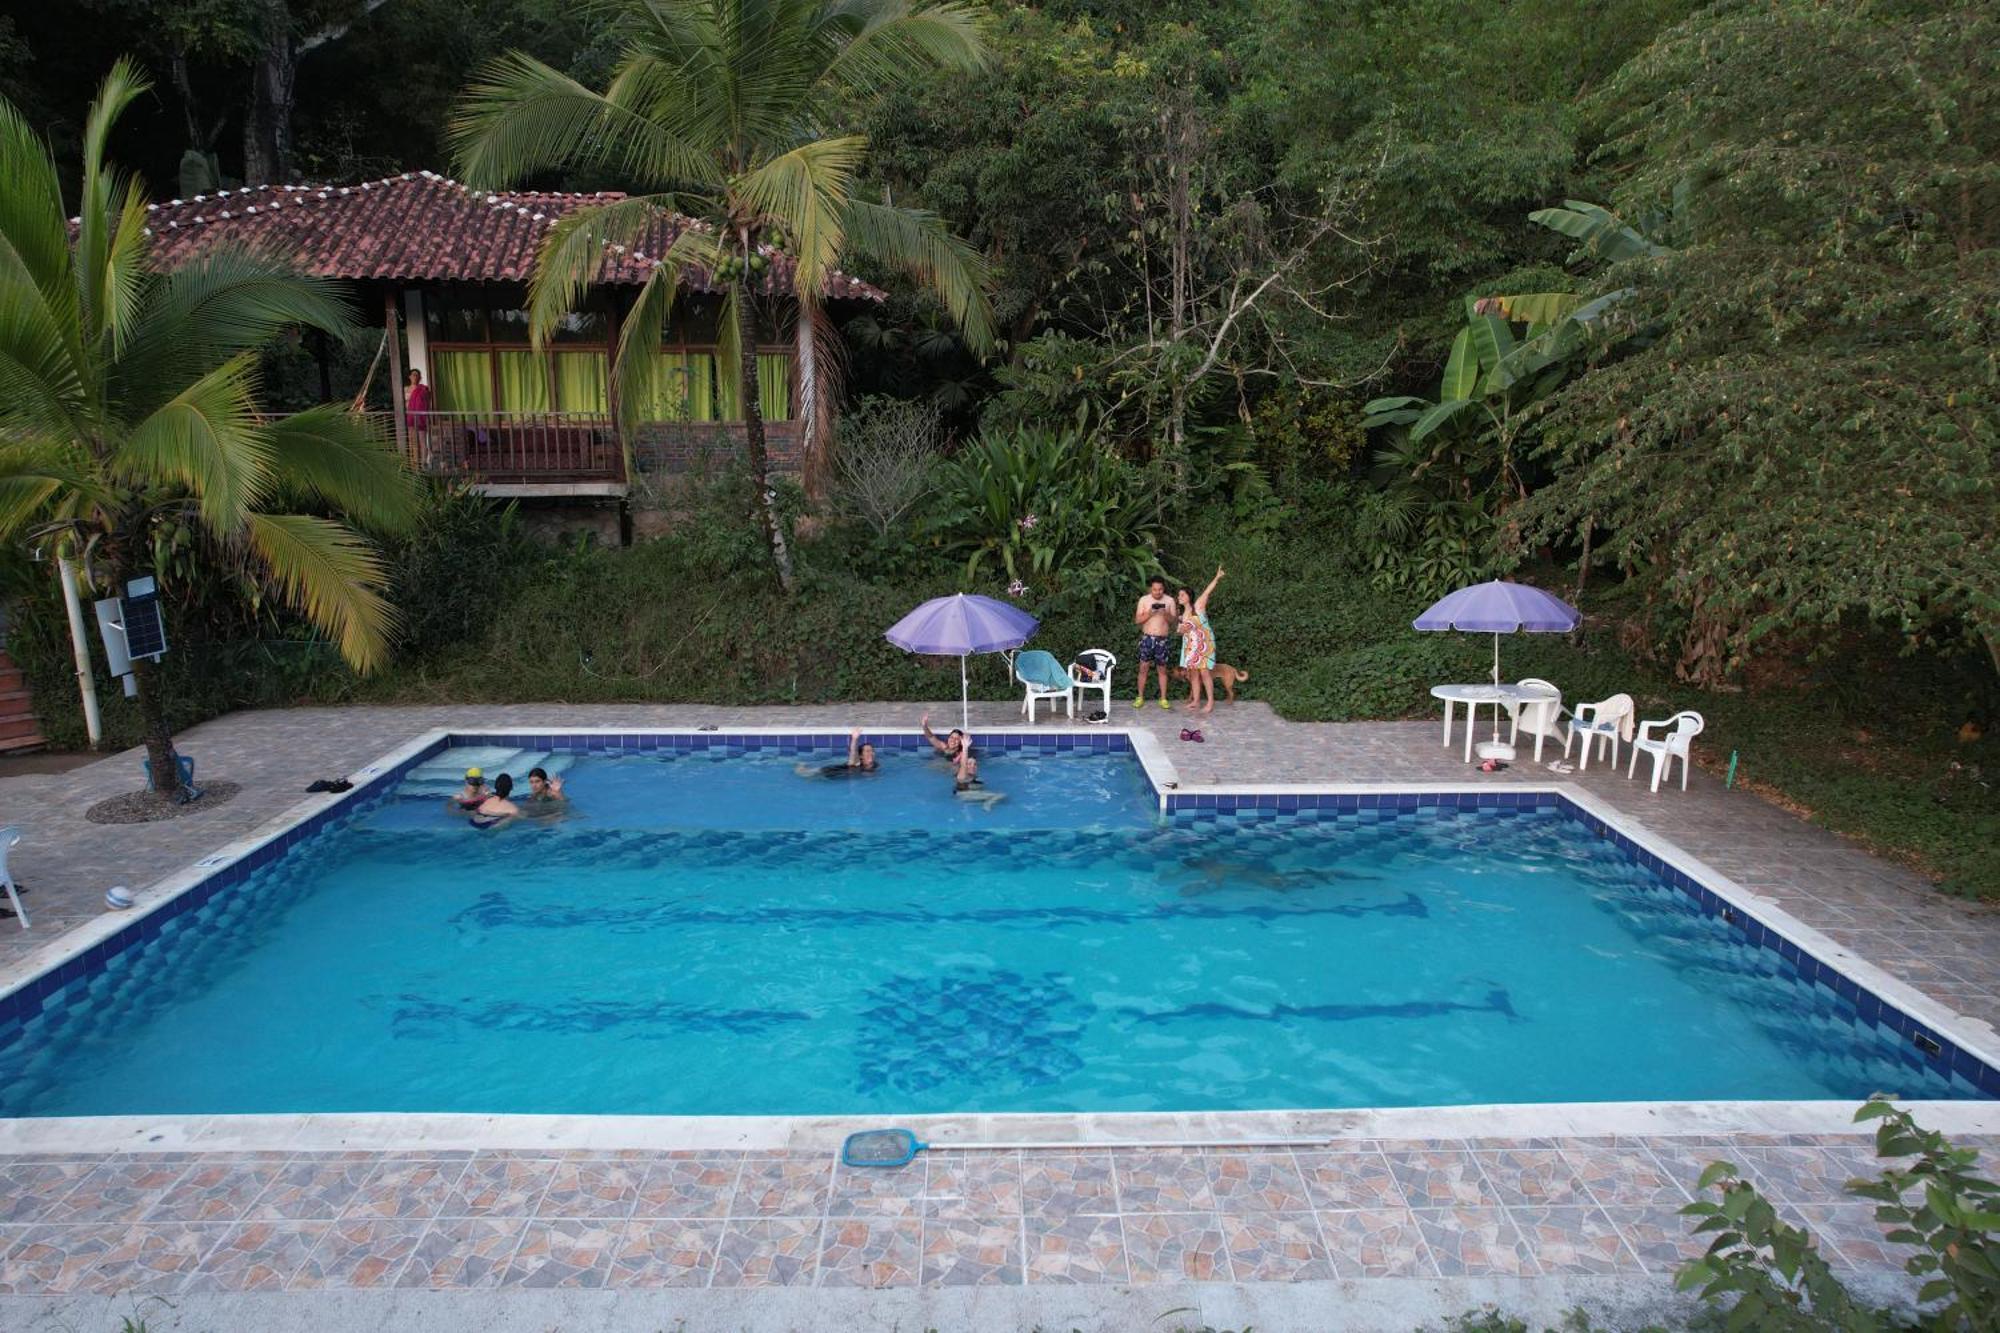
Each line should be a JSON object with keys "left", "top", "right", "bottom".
{"left": 0, "top": 731, "right": 1991, "bottom": 1118}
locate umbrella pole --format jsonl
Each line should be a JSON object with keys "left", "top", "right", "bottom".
{"left": 960, "top": 654, "right": 969, "bottom": 732}
{"left": 1492, "top": 633, "right": 1503, "bottom": 742}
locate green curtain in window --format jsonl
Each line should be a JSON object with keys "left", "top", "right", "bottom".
{"left": 655, "top": 352, "right": 714, "bottom": 422}
{"left": 495, "top": 351, "right": 550, "bottom": 411}
{"left": 710, "top": 354, "right": 793, "bottom": 421}
{"left": 431, "top": 351, "right": 492, "bottom": 412}
{"left": 553, "top": 352, "right": 608, "bottom": 413}
{"left": 713, "top": 354, "right": 741, "bottom": 421}
{"left": 758, "top": 353, "right": 793, "bottom": 421}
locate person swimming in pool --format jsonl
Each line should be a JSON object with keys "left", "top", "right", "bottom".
{"left": 920, "top": 713, "right": 968, "bottom": 762}
{"left": 451, "top": 767, "right": 488, "bottom": 811}
{"left": 468, "top": 773, "right": 522, "bottom": 829}
{"left": 951, "top": 745, "right": 1005, "bottom": 808}
{"left": 796, "top": 728, "right": 879, "bottom": 779}
{"left": 525, "top": 767, "right": 565, "bottom": 803}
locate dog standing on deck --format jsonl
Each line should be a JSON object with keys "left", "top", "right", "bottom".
{"left": 1172, "top": 662, "right": 1249, "bottom": 703}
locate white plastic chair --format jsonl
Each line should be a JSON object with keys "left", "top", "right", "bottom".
{"left": 1629, "top": 710, "right": 1705, "bottom": 792}
{"left": 1009, "top": 649, "right": 1075, "bottom": 722}
{"left": 0, "top": 826, "right": 27, "bottom": 930}
{"left": 1069, "top": 649, "right": 1117, "bottom": 718}
{"left": 1506, "top": 677, "right": 1564, "bottom": 762}
{"left": 1564, "top": 693, "right": 1634, "bottom": 771}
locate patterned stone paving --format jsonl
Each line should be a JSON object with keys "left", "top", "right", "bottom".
{"left": 0, "top": 1138, "right": 1964, "bottom": 1296}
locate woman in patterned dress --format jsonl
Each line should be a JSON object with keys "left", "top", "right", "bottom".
{"left": 1177, "top": 565, "right": 1225, "bottom": 713}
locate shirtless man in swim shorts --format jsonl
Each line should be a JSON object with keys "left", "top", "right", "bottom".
{"left": 1132, "top": 575, "right": 1176, "bottom": 710}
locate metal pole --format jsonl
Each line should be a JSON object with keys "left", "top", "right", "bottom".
{"left": 960, "top": 654, "right": 969, "bottom": 732}
{"left": 57, "top": 554, "right": 103, "bottom": 746}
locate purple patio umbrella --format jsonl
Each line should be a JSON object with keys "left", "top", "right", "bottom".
{"left": 1413, "top": 579, "right": 1582, "bottom": 686}
{"left": 886, "top": 593, "right": 1041, "bottom": 729}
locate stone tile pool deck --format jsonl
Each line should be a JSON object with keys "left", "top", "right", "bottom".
{"left": 0, "top": 701, "right": 1994, "bottom": 1328}
{"left": 0, "top": 1135, "right": 1964, "bottom": 1298}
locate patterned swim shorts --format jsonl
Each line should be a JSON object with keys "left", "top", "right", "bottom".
{"left": 1138, "top": 634, "right": 1173, "bottom": 666}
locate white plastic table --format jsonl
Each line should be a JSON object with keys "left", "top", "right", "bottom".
{"left": 1430, "top": 683, "right": 1561, "bottom": 763}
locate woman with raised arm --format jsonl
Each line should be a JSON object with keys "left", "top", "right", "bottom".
{"left": 1178, "top": 565, "right": 1225, "bottom": 714}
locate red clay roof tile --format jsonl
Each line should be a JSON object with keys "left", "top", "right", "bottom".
{"left": 132, "top": 171, "right": 884, "bottom": 301}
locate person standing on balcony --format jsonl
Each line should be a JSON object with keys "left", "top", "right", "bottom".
{"left": 404, "top": 367, "right": 433, "bottom": 465}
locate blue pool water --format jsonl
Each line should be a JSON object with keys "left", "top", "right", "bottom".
{"left": 0, "top": 748, "right": 1970, "bottom": 1117}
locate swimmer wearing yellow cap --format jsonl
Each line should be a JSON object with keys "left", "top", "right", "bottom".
{"left": 452, "top": 767, "right": 488, "bottom": 810}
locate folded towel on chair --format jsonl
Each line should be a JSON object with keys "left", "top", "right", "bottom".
{"left": 1015, "top": 650, "right": 1072, "bottom": 691}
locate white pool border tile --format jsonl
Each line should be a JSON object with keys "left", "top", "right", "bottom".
{"left": 2, "top": 726, "right": 1993, "bottom": 1155}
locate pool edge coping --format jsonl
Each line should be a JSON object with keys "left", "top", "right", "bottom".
{"left": 2, "top": 725, "right": 1995, "bottom": 1154}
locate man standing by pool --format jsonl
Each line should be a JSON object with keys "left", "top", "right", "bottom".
{"left": 1133, "top": 575, "right": 1176, "bottom": 710}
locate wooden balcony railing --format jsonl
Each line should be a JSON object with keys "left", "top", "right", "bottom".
{"left": 406, "top": 411, "right": 624, "bottom": 484}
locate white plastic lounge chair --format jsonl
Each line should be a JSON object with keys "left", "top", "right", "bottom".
{"left": 1564, "top": 693, "right": 1634, "bottom": 771}
{"left": 1011, "top": 649, "right": 1075, "bottom": 722}
{"left": 1070, "top": 649, "right": 1117, "bottom": 718}
{"left": 1506, "top": 677, "right": 1564, "bottom": 762}
{"left": 1629, "top": 710, "right": 1705, "bottom": 792}
{"left": 0, "top": 826, "right": 26, "bottom": 930}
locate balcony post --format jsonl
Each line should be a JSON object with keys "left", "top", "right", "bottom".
{"left": 384, "top": 291, "right": 407, "bottom": 458}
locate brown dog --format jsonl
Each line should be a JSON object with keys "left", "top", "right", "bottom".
{"left": 1171, "top": 662, "right": 1250, "bottom": 702}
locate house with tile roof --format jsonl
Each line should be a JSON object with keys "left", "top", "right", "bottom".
{"left": 136, "top": 170, "right": 885, "bottom": 507}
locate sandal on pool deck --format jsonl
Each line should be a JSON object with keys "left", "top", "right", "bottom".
{"left": 1179, "top": 728, "right": 1205, "bottom": 744}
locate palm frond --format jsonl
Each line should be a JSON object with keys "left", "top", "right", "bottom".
{"left": 820, "top": 0, "right": 989, "bottom": 97}
{"left": 735, "top": 135, "right": 866, "bottom": 294}
{"left": 603, "top": 52, "right": 736, "bottom": 167}
{"left": 117, "top": 251, "right": 363, "bottom": 412}
{"left": 0, "top": 92, "right": 78, "bottom": 328}
{"left": 0, "top": 305, "right": 90, "bottom": 443}
{"left": 0, "top": 442, "right": 101, "bottom": 537}
{"left": 96, "top": 172, "right": 153, "bottom": 356}
{"left": 839, "top": 197, "right": 995, "bottom": 354}
{"left": 610, "top": 260, "right": 683, "bottom": 438}
{"left": 115, "top": 353, "right": 272, "bottom": 528}
{"left": 526, "top": 194, "right": 694, "bottom": 347}
{"left": 241, "top": 512, "right": 400, "bottom": 674}
{"left": 450, "top": 50, "right": 713, "bottom": 189}
{"left": 261, "top": 407, "right": 418, "bottom": 535}
{"left": 74, "top": 60, "right": 150, "bottom": 351}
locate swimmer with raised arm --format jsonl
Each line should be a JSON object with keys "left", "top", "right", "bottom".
{"left": 796, "top": 728, "right": 880, "bottom": 778}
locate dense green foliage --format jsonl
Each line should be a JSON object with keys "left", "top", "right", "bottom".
{"left": 1515, "top": 0, "right": 1999, "bottom": 685}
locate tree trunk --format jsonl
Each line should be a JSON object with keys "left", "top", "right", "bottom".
{"left": 244, "top": 0, "right": 298, "bottom": 185}
{"left": 127, "top": 635, "right": 183, "bottom": 798}
{"left": 735, "top": 279, "right": 795, "bottom": 593}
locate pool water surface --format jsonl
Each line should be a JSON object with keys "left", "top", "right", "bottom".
{"left": 0, "top": 747, "right": 1972, "bottom": 1117}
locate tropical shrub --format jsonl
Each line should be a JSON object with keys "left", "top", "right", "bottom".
{"left": 383, "top": 484, "right": 536, "bottom": 664}
{"left": 1678, "top": 1099, "right": 2000, "bottom": 1331}
{"left": 833, "top": 397, "right": 942, "bottom": 541}
{"left": 925, "top": 427, "right": 1163, "bottom": 606}
{"left": 1250, "top": 382, "right": 1366, "bottom": 488}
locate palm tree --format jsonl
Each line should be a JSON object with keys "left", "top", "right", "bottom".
{"left": 450, "top": 0, "right": 997, "bottom": 591}
{"left": 0, "top": 61, "right": 416, "bottom": 796}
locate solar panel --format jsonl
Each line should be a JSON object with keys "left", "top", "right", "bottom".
{"left": 120, "top": 577, "right": 168, "bottom": 660}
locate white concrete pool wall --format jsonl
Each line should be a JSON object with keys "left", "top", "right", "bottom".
{"left": 2, "top": 724, "right": 1995, "bottom": 1156}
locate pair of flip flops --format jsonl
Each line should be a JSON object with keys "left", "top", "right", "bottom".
{"left": 1179, "top": 728, "right": 1206, "bottom": 744}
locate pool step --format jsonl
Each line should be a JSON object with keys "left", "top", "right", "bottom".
{"left": 403, "top": 747, "right": 577, "bottom": 793}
